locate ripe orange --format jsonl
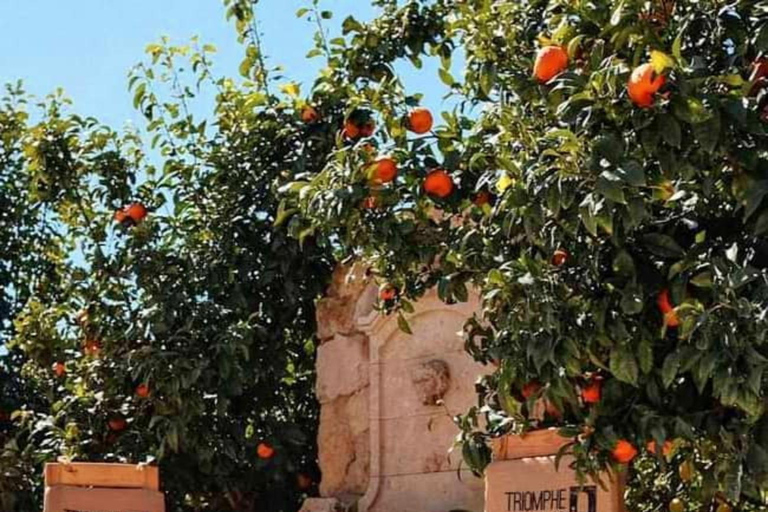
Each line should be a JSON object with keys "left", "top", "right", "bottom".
{"left": 53, "top": 361, "right": 66, "bottom": 377}
{"left": 581, "top": 377, "right": 602, "bottom": 404}
{"left": 521, "top": 381, "right": 542, "bottom": 400}
{"left": 379, "top": 285, "right": 397, "bottom": 301}
{"left": 407, "top": 107, "right": 433, "bottom": 134}
{"left": 108, "top": 416, "right": 127, "bottom": 432}
{"left": 257, "top": 442, "right": 275, "bottom": 459}
{"left": 301, "top": 106, "right": 319, "bottom": 123}
{"left": 136, "top": 383, "right": 150, "bottom": 398}
{"left": 359, "top": 120, "right": 375, "bottom": 138}
{"left": 114, "top": 209, "right": 129, "bottom": 224}
{"left": 533, "top": 46, "right": 569, "bottom": 83}
{"left": 473, "top": 190, "right": 492, "bottom": 207}
{"left": 628, "top": 63, "right": 666, "bottom": 108}
{"left": 84, "top": 339, "right": 101, "bottom": 357}
{"left": 552, "top": 249, "right": 569, "bottom": 267}
{"left": 371, "top": 157, "right": 398, "bottom": 184}
{"left": 750, "top": 57, "right": 768, "bottom": 82}
{"left": 423, "top": 169, "right": 454, "bottom": 199}
{"left": 343, "top": 120, "right": 361, "bottom": 139}
{"left": 647, "top": 439, "right": 674, "bottom": 457}
{"left": 669, "top": 498, "right": 685, "bottom": 512}
{"left": 126, "top": 203, "right": 148, "bottom": 224}
{"left": 657, "top": 289, "right": 680, "bottom": 327}
{"left": 611, "top": 439, "right": 638, "bottom": 464}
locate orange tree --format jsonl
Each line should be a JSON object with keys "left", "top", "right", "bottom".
{"left": 284, "top": 0, "right": 768, "bottom": 510}
{"left": 1, "top": 9, "right": 337, "bottom": 512}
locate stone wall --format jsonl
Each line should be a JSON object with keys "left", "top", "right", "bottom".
{"left": 302, "top": 265, "right": 487, "bottom": 512}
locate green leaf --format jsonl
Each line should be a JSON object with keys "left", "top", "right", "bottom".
{"left": 479, "top": 62, "right": 497, "bottom": 97}
{"left": 672, "top": 96, "right": 712, "bottom": 124}
{"left": 638, "top": 340, "right": 654, "bottom": 374}
{"left": 439, "top": 68, "right": 456, "bottom": 87}
{"left": 597, "top": 172, "right": 626, "bottom": 204}
{"left": 661, "top": 351, "right": 681, "bottom": 388}
{"left": 640, "top": 233, "right": 685, "bottom": 258}
{"left": 397, "top": 313, "right": 413, "bottom": 335}
{"left": 610, "top": 345, "right": 639, "bottom": 385}
{"left": 690, "top": 271, "right": 712, "bottom": 288}
{"left": 658, "top": 114, "right": 681, "bottom": 148}
{"left": 693, "top": 112, "right": 721, "bottom": 153}
{"left": 616, "top": 160, "right": 646, "bottom": 187}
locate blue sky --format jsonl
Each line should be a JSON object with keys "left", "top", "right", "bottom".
{"left": 0, "top": 1, "right": 451, "bottom": 129}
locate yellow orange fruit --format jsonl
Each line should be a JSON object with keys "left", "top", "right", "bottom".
{"left": 611, "top": 439, "right": 638, "bottom": 464}
{"left": 53, "top": 361, "right": 66, "bottom": 377}
{"left": 257, "top": 442, "right": 276, "bottom": 459}
{"left": 301, "top": 106, "right": 320, "bottom": 123}
{"left": 423, "top": 169, "right": 454, "bottom": 199}
{"left": 136, "top": 383, "right": 150, "bottom": 398}
{"left": 628, "top": 63, "right": 666, "bottom": 108}
{"left": 407, "top": 107, "right": 433, "bottom": 134}
{"left": 581, "top": 378, "right": 602, "bottom": 404}
{"left": 371, "top": 157, "right": 398, "bottom": 184}
{"left": 533, "top": 46, "right": 569, "bottom": 83}
{"left": 552, "top": 249, "right": 569, "bottom": 267}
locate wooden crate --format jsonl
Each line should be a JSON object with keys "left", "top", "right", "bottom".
{"left": 485, "top": 430, "right": 626, "bottom": 512}
{"left": 43, "top": 463, "right": 164, "bottom": 512}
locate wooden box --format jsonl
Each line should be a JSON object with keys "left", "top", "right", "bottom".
{"left": 485, "top": 430, "right": 625, "bottom": 512}
{"left": 43, "top": 463, "right": 165, "bottom": 512}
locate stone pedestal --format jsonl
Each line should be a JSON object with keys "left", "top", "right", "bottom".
{"left": 306, "top": 264, "right": 488, "bottom": 512}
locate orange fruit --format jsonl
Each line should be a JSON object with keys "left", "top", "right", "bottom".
{"left": 114, "top": 209, "right": 129, "bottom": 224}
{"left": 628, "top": 63, "right": 666, "bottom": 108}
{"left": 552, "top": 249, "right": 569, "bottom": 267}
{"left": 126, "top": 203, "right": 148, "bottom": 224}
{"left": 84, "top": 339, "right": 101, "bottom": 357}
{"left": 581, "top": 377, "right": 602, "bottom": 404}
{"left": 257, "top": 442, "right": 275, "bottom": 459}
{"left": 359, "top": 120, "right": 375, "bottom": 138}
{"left": 371, "top": 157, "right": 398, "bottom": 184}
{"left": 533, "top": 46, "right": 569, "bottom": 83}
{"left": 407, "top": 107, "right": 433, "bottom": 134}
{"left": 473, "top": 190, "right": 492, "bottom": 207}
{"left": 669, "top": 498, "right": 685, "bottom": 512}
{"left": 108, "top": 416, "right": 127, "bottom": 432}
{"left": 423, "top": 169, "right": 454, "bottom": 198}
{"left": 647, "top": 439, "right": 674, "bottom": 457}
{"left": 53, "top": 361, "right": 66, "bottom": 377}
{"left": 136, "top": 383, "right": 150, "bottom": 398}
{"left": 657, "top": 289, "right": 680, "bottom": 327}
{"left": 301, "top": 106, "right": 319, "bottom": 123}
{"left": 750, "top": 57, "right": 768, "bottom": 82}
{"left": 343, "top": 120, "right": 361, "bottom": 139}
{"left": 611, "top": 439, "right": 638, "bottom": 464}
{"left": 521, "top": 381, "right": 542, "bottom": 400}
{"left": 379, "top": 285, "right": 397, "bottom": 301}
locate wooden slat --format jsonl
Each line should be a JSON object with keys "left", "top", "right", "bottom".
{"left": 45, "top": 463, "right": 159, "bottom": 491}
{"left": 491, "top": 428, "right": 570, "bottom": 460}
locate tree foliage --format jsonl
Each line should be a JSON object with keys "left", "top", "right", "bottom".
{"left": 0, "top": 7, "right": 334, "bottom": 512}
{"left": 285, "top": 0, "right": 768, "bottom": 510}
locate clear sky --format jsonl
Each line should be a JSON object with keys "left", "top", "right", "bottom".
{"left": 0, "top": 1, "right": 450, "bottom": 130}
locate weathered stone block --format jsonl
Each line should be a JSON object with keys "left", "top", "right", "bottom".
{"left": 316, "top": 334, "right": 369, "bottom": 403}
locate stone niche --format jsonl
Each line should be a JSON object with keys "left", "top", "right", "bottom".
{"left": 302, "top": 264, "right": 487, "bottom": 512}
